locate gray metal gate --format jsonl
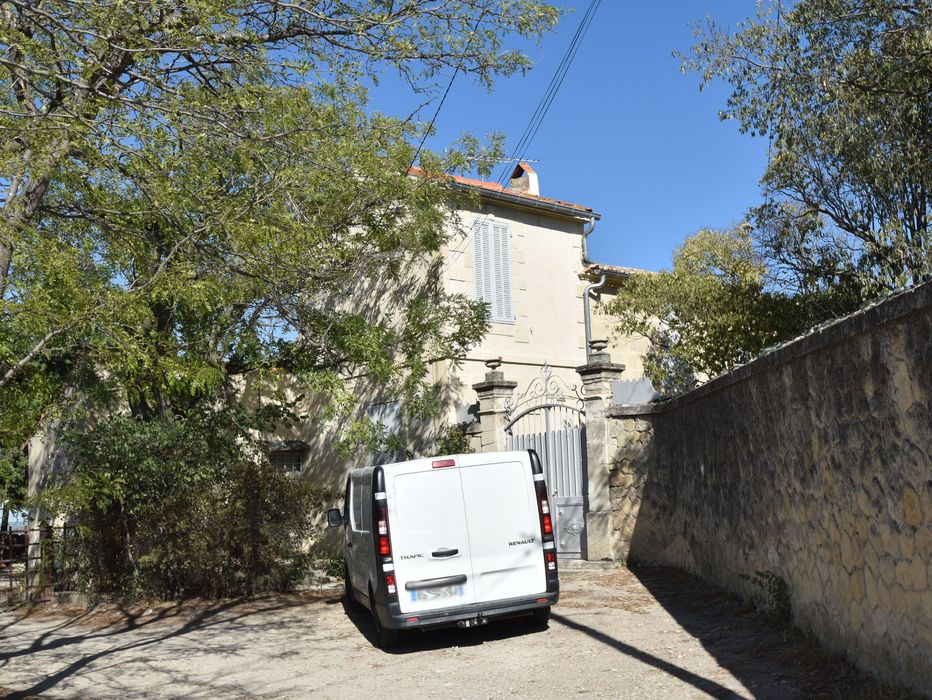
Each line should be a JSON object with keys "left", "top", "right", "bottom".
{"left": 504, "top": 364, "right": 587, "bottom": 559}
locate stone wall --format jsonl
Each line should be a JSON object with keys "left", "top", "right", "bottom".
{"left": 597, "top": 281, "right": 932, "bottom": 696}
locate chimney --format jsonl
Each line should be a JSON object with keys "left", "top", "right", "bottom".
{"left": 508, "top": 162, "right": 539, "bottom": 196}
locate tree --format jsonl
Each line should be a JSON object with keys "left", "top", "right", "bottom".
{"left": 42, "top": 402, "right": 333, "bottom": 598}
{"left": 605, "top": 227, "right": 814, "bottom": 394}
{"left": 686, "top": 0, "right": 932, "bottom": 298}
{"left": 1, "top": 2, "right": 562, "bottom": 598}
{"left": 0, "top": 1, "right": 561, "bottom": 446}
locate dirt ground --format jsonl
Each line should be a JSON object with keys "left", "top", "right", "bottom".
{"left": 0, "top": 565, "right": 910, "bottom": 699}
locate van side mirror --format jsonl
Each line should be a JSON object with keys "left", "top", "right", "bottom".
{"left": 326, "top": 509, "right": 344, "bottom": 528}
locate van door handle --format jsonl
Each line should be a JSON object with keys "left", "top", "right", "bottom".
{"left": 431, "top": 548, "right": 459, "bottom": 558}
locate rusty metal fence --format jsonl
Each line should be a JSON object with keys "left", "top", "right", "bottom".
{"left": 1, "top": 526, "right": 77, "bottom": 604}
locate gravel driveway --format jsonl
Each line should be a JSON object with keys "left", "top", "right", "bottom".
{"left": 0, "top": 565, "right": 900, "bottom": 699}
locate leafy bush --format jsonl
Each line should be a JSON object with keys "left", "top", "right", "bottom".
{"left": 44, "top": 404, "right": 331, "bottom": 599}
{"left": 434, "top": 422, "right": 477, "bottom": 455}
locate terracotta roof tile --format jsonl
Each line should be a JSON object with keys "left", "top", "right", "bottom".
{"left": 409, "top": 166, "right": 596, "bottom": 216}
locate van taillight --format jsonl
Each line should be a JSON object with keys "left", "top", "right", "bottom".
{"left": 375, "top": 495, "right": 398, "bottom": 599}
{"left": 534, "top": 479, "right": 554, "bottom": 544}
{"left": 376, "top": 502, "right": 392, "bottom": 559}
{"left": 432, "top": 459, "right": 455, "bottom": 468}
{"left": 533, "top": 472, "right": 558, "bottom": 574}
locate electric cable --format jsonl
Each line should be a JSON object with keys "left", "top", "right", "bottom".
{"left": 439, "top": 0, "right": 602, "bottom": 277}
{"left": 408, "top": 13, "right": 486, "bottom": 172}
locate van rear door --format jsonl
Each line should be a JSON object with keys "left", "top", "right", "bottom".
{"left": 459, "top": 452, "right": 546, "bottom": 604}
{"left": 386, "top": 459, "right": 477, "bottom": 614}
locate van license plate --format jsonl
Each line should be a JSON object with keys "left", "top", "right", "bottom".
{"left": 411, "top": 585, "right": 464, "bottom": 602}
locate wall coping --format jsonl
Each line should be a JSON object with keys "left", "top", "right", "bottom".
{"left": 609, "top": 279, "right": 932, "bottom": 418}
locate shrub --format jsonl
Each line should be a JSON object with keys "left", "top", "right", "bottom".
{"left": 45, "top": 404, "right": 329, "bottom": 599}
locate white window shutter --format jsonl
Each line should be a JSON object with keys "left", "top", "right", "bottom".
{"left": 492, "top": 223, "right": 513, "bottom": 321}
{"left": 473, "top": 221, "right": 491, "bottom": 306}
{"left": 472, "top": 219, "right": 513, "bottom": 323}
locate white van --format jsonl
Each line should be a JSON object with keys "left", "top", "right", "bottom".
{"left": 327, "top": 449, "right": 559, "bottom": 647}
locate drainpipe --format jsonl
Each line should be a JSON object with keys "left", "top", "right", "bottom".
{"left": 581, "top": 215, "right": 604, "bottom": 361}
{"left": 583, "top": 268, "right": 606, "bottom": 362}
{"left": 581, "top": 216, "right": 596, "bottom": 265}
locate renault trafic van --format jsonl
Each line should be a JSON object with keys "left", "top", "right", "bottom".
{"left": 327, "top": 449, "right": 559, "bottom": 647}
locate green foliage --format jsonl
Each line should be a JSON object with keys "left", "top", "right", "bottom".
{"left": 605, "top": 227, "right": 817, "bottom": 394}
{"left": 41, "top": 403, "right": 333, "bottom": 599}
{"left": 740, "top": 569, "right": 793, "bottom": 627}
{"left": 317, "top": 555, "right": 347, "bottom": 580}
{"left": 0, "top": 0, "right": 559, "bottom": 448}
{"left": 0, "top": 1, "right": 561, "bottom": 601}
{"left": 619, "top": 2, "right": 932, "bottom": 396}
{"left": 434, "top": 422, "right": 477, "bottom": 456}
{"left": 686, "top": 0, "right": 932, "bottom": 296}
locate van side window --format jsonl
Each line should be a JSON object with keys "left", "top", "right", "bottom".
{"left": 359, "top": 480, "right": 372, "bottom": 532}
{"left": 343, "top": 479, "right": 351, "bottom": 523}
{"left": 351, "top": 476, "right": 365, "bottom": 532}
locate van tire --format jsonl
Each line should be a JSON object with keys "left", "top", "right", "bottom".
{"left": 370, "top": 586, "right": 400, "bottom": 649}
{"left": 530, "top": 606, "right": 551, "bottom": 627}
{"left": 374, "top": 613, "right": 399, "bottom": 649}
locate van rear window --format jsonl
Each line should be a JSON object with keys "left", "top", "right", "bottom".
{"left": 391, "top": 470, "right": 466, "bottom": 532}
{"left": 460, "top": 460, "right": 531, "bottom": 527}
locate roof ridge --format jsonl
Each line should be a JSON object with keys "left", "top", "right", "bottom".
{"left": 408, "top": 166, "right": 596, "bottom": 216}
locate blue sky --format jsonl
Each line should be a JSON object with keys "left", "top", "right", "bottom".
{"left": 368, "top": 2, "right": 770, "bottom": 272}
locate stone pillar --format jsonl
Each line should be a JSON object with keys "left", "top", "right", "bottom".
{"left": 577, "top": 341, "right": 625, "bottom": 560}
{"left": 472, "top": 358, "right": 517, "bottom": 453}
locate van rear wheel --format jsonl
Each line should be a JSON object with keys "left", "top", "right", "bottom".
{"left": 372, "top": 613, "right": 399, "bottom": 649}
{"left": 530, "top": 605, "right": 551, "bottom": 627}
{"left": 373, "top": 612, "right": 399, "bottom": 649}
{"left": 369, "top": 585, "right": 400, "bottom": 649}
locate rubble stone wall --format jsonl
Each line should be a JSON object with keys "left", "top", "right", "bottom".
{"left": 600, "top": 282, "right": 932, "bottom": 695}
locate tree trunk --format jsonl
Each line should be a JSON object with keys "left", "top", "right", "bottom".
{"left": 0, "top": 160, "right": 58, "bottom": 299}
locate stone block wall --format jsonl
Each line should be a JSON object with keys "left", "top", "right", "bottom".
{"left": 598, "top": 281, "right": 932, "bottom": 695}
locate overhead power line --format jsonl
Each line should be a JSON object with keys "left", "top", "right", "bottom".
{"left": 441, "top": 0, "right": 603, "bottom": 275}
{"left": 489, "top": 0, "right": 602, "bottom": 189}
{"left": 408, "top": 13, "right": 486, "bottom": 172}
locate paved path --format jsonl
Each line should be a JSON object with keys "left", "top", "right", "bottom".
{"left": 0, "top": 566, "right": 894, "bottom": 699}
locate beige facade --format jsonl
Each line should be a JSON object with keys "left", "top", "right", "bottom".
{"left": 430, "top": 179, "right": 649, "bottom": 435}
{"left": 252, "top": 166, "right": 652, "bottom": 487}
{"left": 437, "top": 200, "right": 588, "bottom": 417}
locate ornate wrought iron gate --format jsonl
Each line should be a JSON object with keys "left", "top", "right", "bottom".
{"left": 504, "top": 364, "right": 587, "bottom": 559}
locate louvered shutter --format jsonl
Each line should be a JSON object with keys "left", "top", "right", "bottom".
{"left": 473, "top": 220, "right": 494, "bottom": 308}
{"left": 472, "top": 219, "right": 513, "bottom": 323}
{"left": 491, "top": 222, "right": 513, "bottom": 321}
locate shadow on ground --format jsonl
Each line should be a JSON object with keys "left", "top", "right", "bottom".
{"left": 340, "top": 597, "right": 549, "bottom": 653}
{"left": 341, "top": 590, "right": 748, "bottom": 699}
{"left": 550, "top": 610, "right": 744, "bottom": 699}
{"left": 0, "top": 593, "right": 337, "bottom": 699}
{"left": 629, "top": 564, "right": 915, "bottom": 700}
